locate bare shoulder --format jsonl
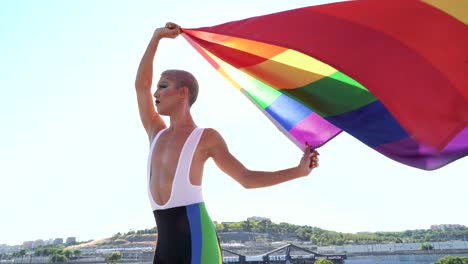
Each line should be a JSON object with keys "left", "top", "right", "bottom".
{"left": 201, "top": 128, "right": 224, "bottom": 145}
{"left": 148, "top": 126, "right": 167, "bottom": 143}
{"left": 200, "top": 128, "right": 226, "bottom": 156}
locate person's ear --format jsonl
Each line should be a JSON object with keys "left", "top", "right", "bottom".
{"left": 179, "top": 86, "right": 188, "bottom": 100}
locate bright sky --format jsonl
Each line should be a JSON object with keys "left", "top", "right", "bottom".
{"left": 1, "top": 0, "right": 466, "bottom": 246}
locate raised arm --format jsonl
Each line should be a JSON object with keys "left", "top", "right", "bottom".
{"left": 205, "top": 129, "right": 319, "bottom": 189}
{"left": 135, "top": 23, "right": 180, "bottom": 140}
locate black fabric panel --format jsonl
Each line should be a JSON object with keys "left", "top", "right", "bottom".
{"left": 153, "top": 206, "right": 192, "bottom": 264}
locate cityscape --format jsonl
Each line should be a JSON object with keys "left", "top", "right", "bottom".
{"left": 1, "top": 221, "right": 468, "bottom": 264}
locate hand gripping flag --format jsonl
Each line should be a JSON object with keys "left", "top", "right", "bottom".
{"left": 181, "top": 0, "right": 468, "bottom": 170}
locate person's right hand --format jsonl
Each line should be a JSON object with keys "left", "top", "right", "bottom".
{"left": 153, "top": 22, "right": 181, "bottom": 40}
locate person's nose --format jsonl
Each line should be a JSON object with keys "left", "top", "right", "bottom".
{"left": 153, "top": 90, "right": 159, "bottom": 98}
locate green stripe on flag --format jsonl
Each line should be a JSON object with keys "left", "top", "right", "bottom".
{"left": 284, "top": 71, "right": 377, "bottom": 117}
{"left": 241, "top": 78, "right": 281, "bottom": 108}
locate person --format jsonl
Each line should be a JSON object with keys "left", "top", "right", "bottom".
{"left": 135, "top": 22, "right": 319, "bottom": 264}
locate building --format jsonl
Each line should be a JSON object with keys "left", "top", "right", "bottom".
{"left": 66, "top": 237, "right": 77, "bottom": 245}
{"left": 431, "top": 224, "right": 466, "bottom": 230}
{"left": 22, "top": 241, "right": 34, "bottom": 249}
{"left": 53, "top": 238, "right": 64, "bottom": 245}
{"left": 247, "top": 216, "right": 271, "bottom": 222}
{"left": 0, "top": 244, "right": 8, "bottom": 253}
{"left": 32, "top": 239, "right": 45, "bottom": 248}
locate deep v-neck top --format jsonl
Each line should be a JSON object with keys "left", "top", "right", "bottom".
{"left": 147, "top": 128, "right": 205, "bottom": 210}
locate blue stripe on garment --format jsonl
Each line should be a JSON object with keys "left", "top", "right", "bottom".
{"left": 325, "top": 100, "right": 408, "bottom": 147}
{"left": 187, "top": 203, "right": 202, "bottom": 264}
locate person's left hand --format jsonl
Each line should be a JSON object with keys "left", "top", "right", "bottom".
{"left": 298, "top": 143, "right": 319, "bottom": 176}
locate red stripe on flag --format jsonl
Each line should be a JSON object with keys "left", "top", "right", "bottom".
{"left": 183, "top": 32, "right": 270, "bottom": 68}
{"left": 182, "top": 33, "right": 220, "bottom": 70}
{"left": 190, "top": 1, "right": 468, "bottom": 150}
{"left": 311, "top": 0, "right": 468, "bottom": 102}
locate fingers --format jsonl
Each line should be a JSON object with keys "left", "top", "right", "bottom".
{"left": 309, "top": 152, "right": 319, "bottom": 169}
{"left": 304, "top": 142, "right": 319, "bottom": 169}
{"left": 165, "top": 22, "right": 179, "bottom": 29}
{"left": 165, "top": 22, "right": 181, "bottom": 34}
{"left": 154, "top": 22, "right": 181, "bottom": 40}
{"left": 305, "top": 142, "right": 310, "bottom": 151}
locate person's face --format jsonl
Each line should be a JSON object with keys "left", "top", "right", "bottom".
{"left": 154, "top": 76, "right": 183, "bottom": 115}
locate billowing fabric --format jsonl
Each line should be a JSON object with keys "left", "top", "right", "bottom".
{"left": 181, "top": 0, "right": 468, "bottom": 170}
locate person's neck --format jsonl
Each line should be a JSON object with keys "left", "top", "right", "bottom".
{"left": 168, "top": 109, "right": 196, "bottom": 131}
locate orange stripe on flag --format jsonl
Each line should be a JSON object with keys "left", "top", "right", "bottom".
{"left": 183, "top": 29, "right": 286, "bottom": 60}
{"left": 422, "top": 0, "right": 468, "bottom": 25}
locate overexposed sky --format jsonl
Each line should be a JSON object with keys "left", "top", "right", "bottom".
{"left": 1, "top": 0, "right": 466, "bottom": 246}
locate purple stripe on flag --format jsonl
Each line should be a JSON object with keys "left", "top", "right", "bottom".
{"left": 375, "top": 128, "right": 468, "bottom": 170}
{"left": 289, "top": 112, "right": 341, "bottom": 148}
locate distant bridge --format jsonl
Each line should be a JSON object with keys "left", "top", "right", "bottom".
{"left": 222, "top": 243, "right": 346, "bottom": 264}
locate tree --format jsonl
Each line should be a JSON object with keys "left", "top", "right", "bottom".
{"left": 111, "top": 233, "right": 122, "bottom": 240}
{"left": 315, "top": 259, "right": 334, "bottom": 264}
{"left": 241, "top": 220, "right": 252, "bottom": 232}
{"left": 126, "top": 230, "right": 136, "bottom": 235}
{"left": 250, "top": 221, "right": 261, "bottom": 233}
{"left": 433, "top": 256, "right": 468, "bottom": 264}
{"left": 105, "top": 252, "right": 122, "bottom": 264}
{"left": 420, "top": 242, "right": 434, "bottom": 250}
{"left": 260, "top": 219, "right": 272, "bottom": 233}
{"left": 19, "top": 249, "right": 27, "bottom": 263}
{"left": 50, "top": 254, "right": 69, "bottom": 263}
{"left": 222, "top": 222, "right": 229, "bottom": 232}
{"left": 73, "top": 250, "right": 82, "bottom": 258}
{"left": 63, "top": 249, "right": 73, "bottom": 259}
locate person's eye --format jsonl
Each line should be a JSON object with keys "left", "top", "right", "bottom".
{"left": 158, "top": 83, "right": 168, "bottom": 89}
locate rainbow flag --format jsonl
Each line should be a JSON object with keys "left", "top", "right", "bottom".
{"left": 182, "top": 0, "right": 468, "bottom": 170}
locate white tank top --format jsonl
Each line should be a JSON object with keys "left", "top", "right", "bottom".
{"left": 147, "top": 128, "right": 204, "bottom": 210}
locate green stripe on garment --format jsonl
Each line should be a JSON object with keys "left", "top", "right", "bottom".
{"left": 283, "top": 71, "right": 377, "bottom": 117}
{"left": 199, "top": 203, "right": 222, "bottom": 264}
